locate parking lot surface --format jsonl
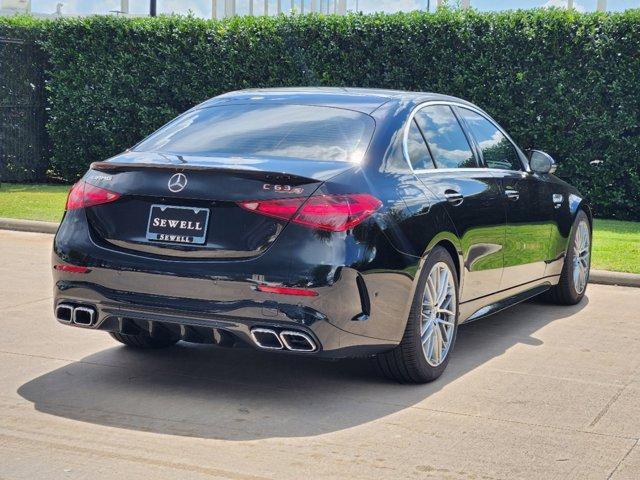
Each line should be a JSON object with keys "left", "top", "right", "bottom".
{"left": 0, "top": 229, "right": 639, "bottom": 480}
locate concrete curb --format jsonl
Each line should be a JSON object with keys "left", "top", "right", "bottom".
{"left": 590, "top": 269, "right": 640, "bottom": 288}
{"left": 1, "top": 217, "right": 638, "bottom": 288}
{"left": 0, "top": 217, "right": 58, "bottom": 234}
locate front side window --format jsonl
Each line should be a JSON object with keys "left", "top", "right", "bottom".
{"left": 134, "top": 104, "right": 375, "bottom": 163}
{"left": 457, "top": 108, "right": 522, "bottom": 171}
{"left": 413, "top": 105, "right": 476, "bottom": 169}
{"left": 406, "top": 119, "right": 435, "bottom": 170}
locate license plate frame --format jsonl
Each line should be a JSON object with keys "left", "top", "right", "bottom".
{"left": 146, "top": 204, "right": 210, "bottom": 245}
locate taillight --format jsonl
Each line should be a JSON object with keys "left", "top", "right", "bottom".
{"left": 238, "top": 193, "right": 382, "bottom": 232}
{"left": 66, "top": 180, "right": 121, "bottom": 211}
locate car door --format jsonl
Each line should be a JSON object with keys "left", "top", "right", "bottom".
{"left": 455, "top": 106, "right": 556, "bottom": 290}
{"left": 409, "top": 104, "right": 506, "bottom": 302}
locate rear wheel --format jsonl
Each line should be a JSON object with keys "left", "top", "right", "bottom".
{"left": 109, "top": 331, "right": 179, "bottom": 349}
{"left": 375, "top": 246, "right": 459, "bottom": 383}
{"left": 546, "top": 210, "right": 591, "bottom": 305}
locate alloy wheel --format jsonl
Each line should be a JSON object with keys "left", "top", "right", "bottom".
{"left": 572, "top": 220, "right": 591, "bottom": 294}
{"left": 420, "top": 262, "right": 457, "bottom": 367}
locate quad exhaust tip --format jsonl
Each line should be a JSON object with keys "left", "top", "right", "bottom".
{"left": 55, "top": 303, "right": 96, "bottom": 327}
{"left": 55, "top": 304, "right": 74, "bottom": 323}
{"left": 279, "top": 330, "right": 316, "bottom": 352}
{"left": 250, "top": 328, "right": 317, "bottom": 352}
{"left": 73, "top": 306, "right": 96, "bottom": 326}
{"left": 250, "top": 328, "right": 284, "bottom": 350}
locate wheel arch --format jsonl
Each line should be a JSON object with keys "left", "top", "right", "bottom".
{"left": 568, "top": 193, "right": 593, "bottom": 230}
{"left": 413, "top": 231, "right": 464, "bottom": 301}
{"left": 433, "top": 238, "right": 461, "bottom": 284}
{"left": 423, "top": 232, "right": 463, "bottom": 284}
{"left": 577, "top": 201, "right": 593, "bottom": 230}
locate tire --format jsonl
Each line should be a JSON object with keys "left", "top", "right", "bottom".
{"left": 545, "top": 210, "right": 591, "bottom": 305}
{"left": 375, "top": 246, "right": 459, "bottom": 383}
{"left": 109, "top": 331, "right": 179, "bottom": 349}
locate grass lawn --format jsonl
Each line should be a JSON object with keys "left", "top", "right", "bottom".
{"left": 0, "top": 183, "right": 70, "bottom": 223}
{"left": 592, "top": 219, "right": 640, "bottom": 274}
{"left": 1, "top": 183, "right": 639, "bottom": 273}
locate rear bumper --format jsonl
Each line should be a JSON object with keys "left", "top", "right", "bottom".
{"left": 52, "top": 205, "right": 419, "bottom": 357}
{"left": 53, "top": 277, "right": 398, "bottom": 358}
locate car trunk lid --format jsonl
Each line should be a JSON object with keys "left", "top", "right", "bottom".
{"left": 84, "top": 152, "right": 355, "bottom": 259}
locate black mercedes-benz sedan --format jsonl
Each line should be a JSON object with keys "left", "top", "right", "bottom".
{"left": 52, "top": 88, "right": 592, "bottom": 383}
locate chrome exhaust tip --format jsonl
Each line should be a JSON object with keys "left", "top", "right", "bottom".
{"left": 55, "top": 303, "right": 74, "bottom": 323}
{"left": 72, "top": 306, "right": 96, "bottom": 326}
{"left": 250, "top": 328, "right": 284, "bottom": 350}
{"left": 279, "top": 330, "right": 317, "bottom": 352}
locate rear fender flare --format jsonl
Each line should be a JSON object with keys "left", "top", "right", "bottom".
{"left": 394, "top": 231, "right": 463, "bottom": 342}
{"left": 420, "top": 231, "right": 464, "bottom": 295}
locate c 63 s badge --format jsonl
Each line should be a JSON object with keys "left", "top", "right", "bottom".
{"left": 263, "top": 184, "right": 304, "bottom": 194}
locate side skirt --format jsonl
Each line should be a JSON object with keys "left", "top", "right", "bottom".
{"left": 459, "top": 276, "right": 559, "bottom": 324}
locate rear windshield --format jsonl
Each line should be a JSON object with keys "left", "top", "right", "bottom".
{"left": 134, "top": 104, "right": 375, "bottom": 163}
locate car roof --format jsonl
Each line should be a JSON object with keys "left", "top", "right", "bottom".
{"left": 198, "top": 87, "right": 476, "bottom": 114}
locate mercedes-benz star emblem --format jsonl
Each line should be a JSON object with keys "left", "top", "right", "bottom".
{"left": 168, "top": 173, "right": 187, "bottom": 193}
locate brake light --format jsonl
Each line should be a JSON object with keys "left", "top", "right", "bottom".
{"left": 256, "top": 284, "right": 319, "bottom": 296}
{"left": 238, "top": 193, "right": 382, "bottom": 232}
{"left": 66, "top": 180, "right": 121, "bottom": 210}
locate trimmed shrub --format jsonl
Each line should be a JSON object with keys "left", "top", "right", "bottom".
{"left": 0, "top": 15, "right": 49, "bottom": 182}
{"left": 1, "top": 10, "right": 639, "bottom": 219}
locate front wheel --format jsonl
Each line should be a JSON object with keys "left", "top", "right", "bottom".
{"left": 546, "top": 210, "right": 591, "bottom": 305}
{"left": 375, "top": 246, "right": 459, "bottom": 383}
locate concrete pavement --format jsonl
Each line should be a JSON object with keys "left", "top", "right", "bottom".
{"left": 0, "top": 229, "right": 639, "bottom": 479}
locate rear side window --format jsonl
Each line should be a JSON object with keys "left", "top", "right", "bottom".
{"left": 406, "top": 119, "right": 435, "bottom": 170}
{"left": 457, "top": 108, "right": 522, "bottom": 171}
{"left": 414, "top": 105, "right": 476, "bottom": 169}
{"left": 134, "top": 104, "right": 375, "bottom": 163}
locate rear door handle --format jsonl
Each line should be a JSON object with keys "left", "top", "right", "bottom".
{"left": 505, "top": 189, "right": 520, "bottom": 201}
{"left": 444, "top": 189, "right": 464, "bottom": 206}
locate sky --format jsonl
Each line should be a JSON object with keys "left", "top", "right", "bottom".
{"left": 27, "top": 0, "right": 639, "bottom": 16}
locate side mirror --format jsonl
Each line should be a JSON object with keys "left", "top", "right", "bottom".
{"left": 528, "top": 150, "right": 557, "bottom": 174}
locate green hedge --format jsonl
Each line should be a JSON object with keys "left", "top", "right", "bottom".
{"left": 0, "top": 16, "right": 49, "bottom": 182}
{"left": 1, "top": 10, "right": 639, "bottom": 219}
